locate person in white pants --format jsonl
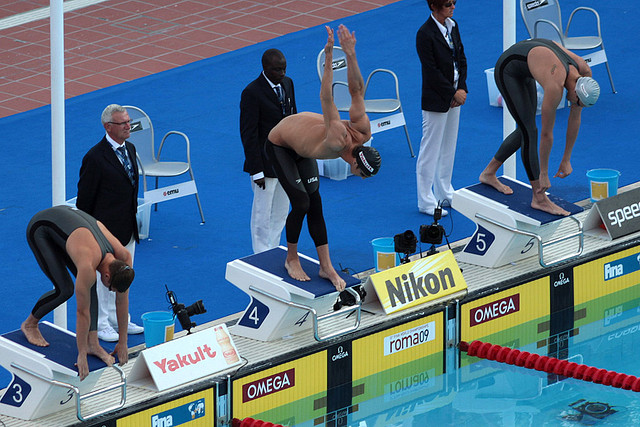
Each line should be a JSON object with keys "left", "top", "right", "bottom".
{"left": 240, "top": 48, "right": 297, "bottom": 254}
{"left": 416, "top": 0, "right": 467, "bottom": 216}
{"left": 77, "top": 104, "right": 144, "bottom": 342}
{"left": 95, "top": 238, "right": 138, "bottom": 341}
{"left": 250, "top": 177, "right": 289, "bottom": 253}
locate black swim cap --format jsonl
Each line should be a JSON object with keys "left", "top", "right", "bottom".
{"left": 353, "top": 146, "right": 381, "bottom": 177}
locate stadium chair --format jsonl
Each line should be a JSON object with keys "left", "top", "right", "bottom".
{"left": 316, "top": 46, "right": 415, "bottom": 157}
{"left": 123, "top": 105, "right": 205, "bottom": 224}
{"left": 520, "top": 0, "right": 615, "bottom": 93}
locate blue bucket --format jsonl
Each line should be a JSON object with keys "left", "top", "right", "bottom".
{"left": 141, "top": 311, "right": 175, "bottom": 347}
{"left": 371, "top": 237, "right": 400, "bottom": 272}
{"left": 586, "top": 169, "right": 621, "bottom": 202}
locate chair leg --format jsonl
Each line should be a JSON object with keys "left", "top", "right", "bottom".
{"left": 403, "top": 124, "right": 415, "bottom": 158}
{"left": 194, "top": 192, "right": 205, "bottom": 224}
{"left": 604, "top": 61, "right": 616, "bottom": 93}
{"left": 188, "top": 168, "right": 205, "bottom": 224}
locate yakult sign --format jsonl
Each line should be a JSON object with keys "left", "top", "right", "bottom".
{"left": 128, "top": 324, "right": 242, "bottom": 391}
{"left": 470, "top": 294, "right": 520, "bottom": 326}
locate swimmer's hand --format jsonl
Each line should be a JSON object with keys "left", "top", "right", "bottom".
{"left": 554, "top": 160, "right": 572, "bottom": 179}
{"left": 324, "top": 26, "right": 334, "bottom": 57}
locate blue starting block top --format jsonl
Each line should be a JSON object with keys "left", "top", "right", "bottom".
{"left": 467, "top": 177, "right": 583, "bottom": 225}
{"left": 2, "top": 323, "right": 110, "bottom": 372}
{"left": 240, "top": 247, "right": 361, "bottom": 298}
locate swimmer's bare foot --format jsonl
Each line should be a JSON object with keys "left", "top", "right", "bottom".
{"left": 285, "top": 259, "right": 310, "bottom": 282}
{"left": 319, "top": 267, "right": 346, "bottom": 292}
{"left": 21, "top": 318, "right": 49, "bottom": 347}
{"left": 531, "top": 197, "right": 570, "bottom": 216}
{"left": 479, "top": 171, "right": 513, "bottom": 195}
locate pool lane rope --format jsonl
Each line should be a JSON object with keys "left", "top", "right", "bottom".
{"left": 460, "top": 340, "right": 640, "bottom": 392}
{"left": 233, "top": 417, "right": 285, "bottom": 427}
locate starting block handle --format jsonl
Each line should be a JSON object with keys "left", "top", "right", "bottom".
{"left": 248, "top": 285, "right": 362, "bottom": 342}
{"left": 476, "top": 213, "right": 584, "bottom": 268}
{"left": 11, "top": 362, "right": 127, "bottom": 422}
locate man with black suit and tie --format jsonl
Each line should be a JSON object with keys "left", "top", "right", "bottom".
{"left": 76, "top": 104, "right": 144, "bottom": 342}
{"left": 240, "top": 49, "right": 297, "bottom": 254}
{"left": 416, "top": 0, "right": 467, "bottom": 217}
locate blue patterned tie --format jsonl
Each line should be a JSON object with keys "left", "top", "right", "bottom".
{"left": 275, "top": 85, "right": 286, "bottom": 115}
{"left": 116, "top": 146, "right": 135, "bottom": 184}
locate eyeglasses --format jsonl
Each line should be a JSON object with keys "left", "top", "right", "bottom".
{"left": 444, "top": 0, "right": 457, "bottom": 7}
{"left": 108, "top": 120, "right": 131, "bottom": 126}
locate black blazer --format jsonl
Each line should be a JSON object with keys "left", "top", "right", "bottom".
{"left": 240, "top": 73, "right": 296, "bottom": 178}
{"left": 416, "top": 16, "right": 468, "bottom": 112}
{"left": 76, "top": 137, "right": 139, "bottom": 245}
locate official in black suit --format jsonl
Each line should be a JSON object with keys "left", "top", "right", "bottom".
{"left": 76, "top": 104, "right": 144, "bottom": 342}
{"left": 416, "top": 0, "right": 467, "bottom": 217}
{"left": 240, "top": 49, "right": 297, "bottom": 253}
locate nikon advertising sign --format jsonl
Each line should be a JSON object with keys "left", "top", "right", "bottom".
{"left": 363, "top": 250, "right": 467, "bottom": 314}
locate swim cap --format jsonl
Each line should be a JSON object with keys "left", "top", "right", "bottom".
{"left": 353, "top": 145, "right": 381, "bottom": 177}
{"left": 576, "top": 76, "right": 600, "bottom": 107}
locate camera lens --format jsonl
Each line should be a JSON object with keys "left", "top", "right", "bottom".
{"left": 185, "top": 300, "right": 206, "bottom": 316}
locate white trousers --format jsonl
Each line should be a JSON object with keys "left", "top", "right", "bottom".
{"left": 96, "top": 236, "right": 135, "bottom": 330}
{"left": 250, "top": 176, "right": 289, "bottom": 254}
{"left": 416, "top": 107, "right": 461, "bottom": 212}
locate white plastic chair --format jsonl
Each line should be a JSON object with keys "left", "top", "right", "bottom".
{"left": 520, "top": 0, "right": 615, "bottom": 93}
{"left": 123, "top": 105, "right": 205, "bottom": 224}
{"left": 316, "top": 47, "right": 415, "bottom": 157}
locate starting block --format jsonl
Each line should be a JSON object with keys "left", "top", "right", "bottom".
{"left": 452, "top": 177, "right": 584, "bottom": 268}
{"left": 0, "top": 321, "right": 125, "bottom": 421}
{"left": 226, "top": 247, "right": 363, "bottom": 342}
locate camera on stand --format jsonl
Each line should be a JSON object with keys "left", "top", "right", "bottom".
{"left": 394, "top": 230, "right": 418, "bottom": 264}
{"left": 165, "top": 284, "right": 206, "bottom": 334}
{"left": 420, "top": 207, "right": 445, "bottom": 256}
{"left": 333, "top": 285, "right": 367, "bottom": 311}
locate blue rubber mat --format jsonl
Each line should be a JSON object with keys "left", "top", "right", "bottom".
{"left": 240, "top": 247, "right": 361, "bottom": 297}
{"left": 3, "top": 323, "right": 111, "bottom": 371}
{"left": 465, "top": 177, "right": 583, "bottom": 224}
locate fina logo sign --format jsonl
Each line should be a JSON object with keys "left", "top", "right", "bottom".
{"left": 242, "top": 368, "right": 295, "bottom": 402}
{"left": 470, "top": 294, "right": 520, "bottom": 326}
{"left": 151, "top": 398, "right": 205, "bottom": 427}
{"left": 603, "top": 252, "right": 640, "bottom": 281}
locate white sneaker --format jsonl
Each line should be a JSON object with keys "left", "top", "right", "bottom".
{"left": 127, "top": 321, "right": 144, "bottom": 335}
{"left": 97, "top": 325, "right": 119, "bottom": 342}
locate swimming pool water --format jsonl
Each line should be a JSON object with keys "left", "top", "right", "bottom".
{"left": 295, "top": 306, "right": 640, "bottom": 426}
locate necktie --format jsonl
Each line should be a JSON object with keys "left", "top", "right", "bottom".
{"left": 116, "top": 146, "right": 135, "bottom": 184}
{"left": 275, "top": 85, "right": 286, "bottom": 115}
{"left": 445, "top": 28, "right": 459, "bottom": 86}
{"left": 275, "top": 85, "right": 284, "bottom": 102}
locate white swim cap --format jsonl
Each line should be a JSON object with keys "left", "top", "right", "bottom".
{"left": 576, "top": 76, "right": 600, "bottom": 107}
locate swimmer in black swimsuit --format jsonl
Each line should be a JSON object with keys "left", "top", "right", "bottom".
{"left": 479, "top": 39, "right": 600, "bottom": 216}
{"left": 267, "top": 25, "right": 381, "bottom": 290}
{"left": 22, "top": 205, "right": 134, "bottom": 380}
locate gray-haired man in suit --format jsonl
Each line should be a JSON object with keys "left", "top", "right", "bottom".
{"left": 76, "top": 104, "right": 144, "bottom": 342}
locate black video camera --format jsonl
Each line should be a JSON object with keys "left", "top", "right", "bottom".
{"left": 333, "top": 285, "right": 366, "bottom": 311}
{"left": 419, "top": 222, "right": 445, "bottom": 245}
{"left": 165, "top": 285, "right": 206, "bottom": 334}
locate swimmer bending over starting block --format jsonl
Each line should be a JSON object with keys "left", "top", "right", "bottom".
{"left": 267, "top": 25, "right": 381, "bottom": 291}
{"left": 479, "top": 39, "right": 600, "bottom": 216}
{"left": 21, "top": 206, "right": 135, "bottom": 380}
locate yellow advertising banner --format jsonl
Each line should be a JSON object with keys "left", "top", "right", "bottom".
{"left": 365, "top": 250, "right": 467, "bottom": 314}
{"left": 352, "top": 313, "right": 444, "bottom": 381}
{"left": 232, "top": 352, "right": 327, "bottom": 418}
